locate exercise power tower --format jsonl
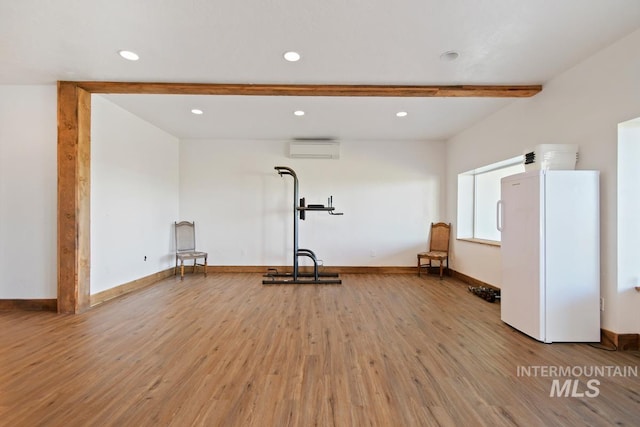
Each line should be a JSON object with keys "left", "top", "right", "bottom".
{"left": 263, "top": 166, "right": 343, "bottom": 285}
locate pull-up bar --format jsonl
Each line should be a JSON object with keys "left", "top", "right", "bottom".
{"left": 263, "top": 166, "right": 342, "bottom": 285}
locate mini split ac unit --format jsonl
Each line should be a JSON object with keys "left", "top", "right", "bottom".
{"left": 289, "top": 141, "right": 340, "bottom": 159}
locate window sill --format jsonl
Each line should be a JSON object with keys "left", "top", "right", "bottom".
{"left": 457, "top": 238, "right": 501, "bottom": 247}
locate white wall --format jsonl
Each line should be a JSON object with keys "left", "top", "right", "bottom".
{"left": 179, "top": 139, "right": 445, "bottom": 267}
{"left": 91, "top": 96, "right": 180, "bottom": 294}
{"left": 446, "top": 28, "right": 640, "bottom": 333}
{"left": 617, "top": 119, "right": 640, "bottom": 333}
{"left": 0, "top": 85, "right": 57, "bottom": 298}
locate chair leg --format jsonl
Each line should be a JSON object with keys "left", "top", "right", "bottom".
{"left": 204, "top": 256, "right": 208, "bottom": 277}
{"left": 180, "top": 260, "right": 185, "bottom": 280}
{"left": 439, "top": 262, "right": 444, "bottom": 279}
{"left": 417, "top": 256, "right": 421, "bottom": 276}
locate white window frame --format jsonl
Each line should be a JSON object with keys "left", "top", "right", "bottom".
{"left": 457, "top": 156, "right": 524, "bottom": 244}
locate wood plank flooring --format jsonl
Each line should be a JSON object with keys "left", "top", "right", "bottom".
{"left": 1, "top": 273, "right": 638, "bottom": 426}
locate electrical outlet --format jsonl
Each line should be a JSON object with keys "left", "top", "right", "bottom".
{"left": 600, "top": 297, "right": 604, "bottom": 312}
{"left": 370, "top": 250, "right": 376, "bottom": 258}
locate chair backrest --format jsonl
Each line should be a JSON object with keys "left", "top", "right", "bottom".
{"left": 175, "top": 221, "right": 196, "bottom": 252}
{"left": 429, "top": 222, "right": 451, "bottom": 253}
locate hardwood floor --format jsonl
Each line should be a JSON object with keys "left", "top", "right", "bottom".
{"left": 1, "top": 273, "right": 638, "bottom": 426}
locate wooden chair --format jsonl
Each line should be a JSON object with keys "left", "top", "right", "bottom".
{"left": 417, "top": 222, "right": 451, "bottom": 279}
{"left": 174, "top": 221, "right": 208, "bottom": 280}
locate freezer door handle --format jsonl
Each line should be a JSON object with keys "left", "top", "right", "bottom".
{"left": 496, "top": 200, "right": 503, "bottom": 232}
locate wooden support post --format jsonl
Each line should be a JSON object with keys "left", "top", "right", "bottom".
{"left": 57, "top": 82, "right": 91, "bottom": 314}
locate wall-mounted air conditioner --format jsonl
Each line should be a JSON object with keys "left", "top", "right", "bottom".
{"left": 289, "top": 140, "right": 340, "bottom": 159}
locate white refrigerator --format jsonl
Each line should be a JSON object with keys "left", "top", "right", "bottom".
{"left": 498, "top": 170, "right": 600, "bottom": 343}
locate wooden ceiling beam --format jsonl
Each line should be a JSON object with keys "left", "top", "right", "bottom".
{"left": 70, "top": 81, "right": 542, "bottom": 98}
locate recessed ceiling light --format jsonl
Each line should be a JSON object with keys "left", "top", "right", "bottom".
{"left": 284, "top": 51, "right": 301, "bottom": 62}
{"left": 191, "top": 109, "right": 204, "bottom": 115}
{"left": 118, "top": 50, "right": 140, "bottom": 61}
{"left": 396, "top": 111, "right": 408, "bottom": 117}
{"left": 294, "top": 110, "right": 305, "bottom": 116}
{"left": 439, "top": 50, "right": 459, "bottom": 61}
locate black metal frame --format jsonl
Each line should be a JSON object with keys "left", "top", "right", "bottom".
{"left": 263, "top": 166, "right": 342, "bottom": 285}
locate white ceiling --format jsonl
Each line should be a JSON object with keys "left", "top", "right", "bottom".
{"left": 2, "top": 0, "right": 640, "bottom": 140}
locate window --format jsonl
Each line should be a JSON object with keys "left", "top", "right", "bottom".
{"left": 457, "top": 156, "right": 524, "bottom": 243}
